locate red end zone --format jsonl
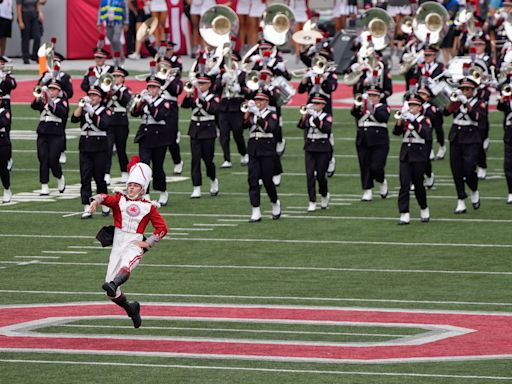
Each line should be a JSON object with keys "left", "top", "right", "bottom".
{"left": 0, "top": 303, "right": 511, "bottom": 363}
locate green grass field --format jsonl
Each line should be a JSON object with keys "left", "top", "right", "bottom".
{"left": 0, "top": 104, "right": 511, "bottom": 383}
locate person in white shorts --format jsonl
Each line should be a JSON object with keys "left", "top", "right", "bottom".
{"left": 289, "top": 0, "right": 308, "bottom": 58}
{"left": 387, "top": 0, "right": 412, "bottom": 52}
{"left": 150, "top": 0, "right": 168, "bottom": 46}
{"left": 248, "top": 0, "right": 266, "bottom": 46}
{"left": 333, "top": 0, "right": 350, "bottom": 32}
{"left": 237, "top": 0, "right": 250, "bottom": 53}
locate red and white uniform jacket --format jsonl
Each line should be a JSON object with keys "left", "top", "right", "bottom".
{"left": 94, "top": 192, "right": 168, "bottom": 247}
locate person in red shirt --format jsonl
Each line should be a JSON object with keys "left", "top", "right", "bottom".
{"left": 88, "top": 159, "right": 168, "bottom": 328}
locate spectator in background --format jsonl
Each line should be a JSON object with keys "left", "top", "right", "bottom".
{"left": 97, "top": 0, "right": 129, "bottom": 63}
{"left": 127, "top": 0, "right": 151, "bottom": 60}
{"left": 150, "top": 0, "right": 167, "bottom": 47}
{"left": 0, "top": 0, "right": 13, "bottom": 56}
{"left": 16, "top": 0, "right": 43, "bottom": 65}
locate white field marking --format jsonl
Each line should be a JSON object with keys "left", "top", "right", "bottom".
{"left": 193, "top": 223, "right": 239, "bottom": 227}
{"left": 0, "top": 260, "right": 510, "bottom": 276}
{"left": 0, "top": 359, "right": 511, "bottom": 379}
{"left": 67, "top": 246, "right": 106, "bottom": 249}
{"left": 1, "top": 232, "right": 512, "bottom": 248}
{"left": 42, "top": 251, "right": 87, "bottom": 254}
{"left": 57, "top": 324, "right": 405, "bottom": 338}
{"left": 0, "top": 289, "right": 510, "bottom": 307}
{"left": 217, "top": 219, "right": 251, "bottom": 222}
{"left": 171, "top": 233, "right": 189, "bottom": 236}
{"left": 2, "top": 316, "right": 470, "bottom": 348}
{"left": 61, "top": 212, "right": 83, "bottom": 218}
{"left": 14, "top": 256, "right": 60, "bottom": 259}
{"left": 171, "top": 227, "right": 213, "bottom": 231}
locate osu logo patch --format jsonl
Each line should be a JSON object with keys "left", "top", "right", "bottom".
{"left": 0, "top": 303, "right": 511, "bottom": 363}
{"left": 126, "top": 204, "right": 140, "bottom": 217}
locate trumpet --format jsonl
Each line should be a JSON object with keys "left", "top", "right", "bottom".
{"left": 184, "top": 81, "right": 194, "bottom": 93}
{"left": 133, "top": 89, "right": 149, "bottom": 104}
{"left": 502, "top": 84, "right": 512, "bottom": 97}
{"left": 450, "top": 91, "right": 461, "bottom": 103}
{"left": 33, "top": 85, "right": 47, "bottom": 98}
{"left": 78, "top": 96, "right": 90, "bottom": 108}
{"left": 241, "top": 102, "right": 249, "bottom": 113}
{"left": 299, "top": 105, "right": 308, "bottom": 115}
{"left": 354, "top": 93, "right": 364, "bottom": 107}
{"left": 393, "top": 110, "right": 402, "bottom": 120}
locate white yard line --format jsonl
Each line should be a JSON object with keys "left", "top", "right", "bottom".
{"left": 193, "top": 223, "right": 239, "bottom": 227}
{"left": 0, "top": 289, "right": 509, "bottom": 307}
{"left": 0, "top": 359, "right": 510, "bottom": 380}
{"left": 67, "top": 246, "right": 105, "bottom": 249}
{"left": 14, "top": 256, "right": 60, "bottom": 259}
{"left": 42, "top": 251, "right": 87, "bottom": 254}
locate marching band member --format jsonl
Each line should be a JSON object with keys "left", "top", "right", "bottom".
{"left": 104, "top": 66, "right": 132, "bottom": 183}
{"left": 0, "top": 94, "right": 11, "bottom": 203}
{"left": 350, "top": 86, "right": 390, "bottom": 202}
{"left": 71, "top": 85, "right": 112, "bottom": 218}
{"left": 31, "top": 80, "right": 68, "bottom": 197}
{"left": 414, "top": 46, "right": 445, "bottom": 86}
{"left": 38, "top": 52, "right": 74, "bottom": 165}
{"left": 417, "top": 85, "right": 441, "bottom": 189}
{"left": 392, "top": 94, "right": 431, "bottom": 225}
{"left": 444, "top": 77, "right": 484, "bottom": 214}
{"left": 297, "top": 94, "right": 332, "bottom": 212}
{"left": 496, "top": 81, "right": 512, "bottom": 204}
{"left": 181, "top": 73, "right": 220, "bottom": 199}
{"left": 244, "top": 90, "right": 281, "bottom": 222}
{"left": 0, "top": 56, "right": 16, "bottom": 113}
{"left": 80, "top": 47, "right": 113, "bottom": 93}
{"left": 159, "top": 55, "right": 185, "bottom": 175}
{"left": 131, "top": 76, "right": 172, "bottom": 206}
{"left": 217, "top": 52, "right": 249, "bottom": 168}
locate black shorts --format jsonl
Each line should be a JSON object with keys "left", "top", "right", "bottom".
{"left": 0, "top": 17, "right": 12, "bottom": 38}
{"left": 136, "top": 9, "right": 150, "bottom": 23}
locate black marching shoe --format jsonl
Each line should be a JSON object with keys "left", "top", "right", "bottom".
{"left": 127, "top": 301, "right": 142, "bottom": 328}
{"left": 102, "top": 281, "right": 117, "bottom": 297}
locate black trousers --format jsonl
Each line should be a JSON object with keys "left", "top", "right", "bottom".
{"left": 356, "top": 142, "right": 389, "bottom": 189}
{"left": 105, "top": 124, "right": 129, "bottom": 174}
{"left": 504, "top": 142, "right": 512, "bottom": 193}
{"left": 425, "top": 141, "right": 433, "bottom": 178}
{"left": 190, "top": 137, "right": 216, "bottom": 187}
{"left": 218, "top": 110, "right": 247, "bottom": 162}
{"left": 0, "top": 144, "right": 11, "bottom": 189}
{"left": 274, "top": 153, "right": 283, "bottom": 176}
{"left": 167, "top": 116, "right": 182, "bottom": 165}
{"left": 450, "top": 141, "right": 479, "bottom": 199}
{"left": 80, "top": 151, "right": 108, "bottom": 205}
{"left": 305, "top": 151, "right": 330, "bottom": 202}
{"left": 139, "top": 145, "right": 167, "bottom": 192}
{"left": 37, "top": 134, "right": 63, "bottom": 184}
{"left": 248, "top": 155, "right": 277, "bottom": 207}
{"left": 20, "top": 11, "right": 42, "bottom": 60}
{"left": 398, "top": 160, "right": 427, "bottom": 213}
{"left": 433, "top": 123, "right": 445, "bottom": 146}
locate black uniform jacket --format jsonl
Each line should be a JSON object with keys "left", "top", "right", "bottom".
{"left": 80, "top": 65, "right": 113, "bottom": 93}
{"left": 71, "top": 104, "right": 112, "bottom": 152}
{"left": 393, "top": 114, "right": 430, "bottom": 162}
{"left": 497, "top": 96, "right": 512, "bottom": 144}
{"left": 351, "top": 102, "right": 390, "bottom": 147}
{"left": 444, "top": 97, "right": 485, "bottom": 144}
{"left": 297, "top": 111, "right": 333, "bottom": 152}
{"left": 132, "top": 96, "right": 172, "bottom": 147}
{"left": 245, "top": 108, "right": 278, "bottom": 157}
{"left": 182, "top": 91, "right": 219, "bottom": 140}
{"left": 106, "top": 84, "right": 133, "bottom": 126}
{"left": 31, "top": 97, "right": 69, "bottom": 136}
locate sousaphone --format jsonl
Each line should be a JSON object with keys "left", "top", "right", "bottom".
{"left": 136, "top": 17, "right": 158, "bottom": 42}
{"left": 200, "top": 5, "right": 239, "bottom": 48}
{"left": 413, "top": 1, "right": 449, "bottom": 45}
{"left": 361, "top": 8, "right": 394, "bottom": 51}
{"left": 262, "top": 3, "right": 295, "bottom": 46}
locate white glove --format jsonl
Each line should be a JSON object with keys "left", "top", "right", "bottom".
{"left": 306, "top": 103, "right": 315, "bottom": 115}
{"left": 458, "top": 94, "right": 468, "bottom": 104}
{"left": 83, "top": 103, "right": 94, "bottom": 115}
{"left": 275, "top": 62, "right": 286, "bottom": 72}
{"left": 209, "top": 65, "right": 220, "bottom": 76}
{"left": 231, "top": 83, "right": 241, "bottom": 93}
{"left": 483, "top": 137, "right": 490, "bottom": 151}
{"left": 248, "top": 105, "right": 259, "bottom": 115}
{"left": 402, "top": 112, "right": 414, "bottom": 121}
{"left": 42, "top": 72, "right": 52, "bottom": 83}
{"left": 267, "top": 57, "right": 277, "bottom": 68}
{"left": 247, "top": 99, "right": 256, "bottom": 109}
{"left": 307, "top": 70, "right": 316, "bottom": 79}
{"left": 222, "top": 71, "right": 232, "bottom": 83}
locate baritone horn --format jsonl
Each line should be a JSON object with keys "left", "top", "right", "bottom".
{"left": 246, "top": 70, "right": 260, "bottom": 91}
{"left": 262, "top": 3, "right": 295, "bottom": 46}
{"left": 199, "top": 5, "right": 239, "bottom": 47}
{"left": 99, "top": 73, "right": 114, "bottom": 92}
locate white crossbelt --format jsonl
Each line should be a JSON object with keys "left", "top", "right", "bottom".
{"left": 249, "top": 131, "right": 273, "bottom": 139}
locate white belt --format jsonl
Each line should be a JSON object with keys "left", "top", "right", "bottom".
{"left": 142, "top": 119, "right": 166, "bottom": 125}
{"left": 2, "top": 95, "right": 10, "bottom": 99}
{"left": 163, "top": 95, "right": 178, "bottom": 102}
{"left": 41, "top": 116, "right": 62, "bottom": 123}
{"left": 0, "top": 127, "right": 5, "bottom": 132}
{"left": 307, "top": 133, "right": 328, "bottom": 140}
{"left": 402, "top": 137, "right": 425, "bottom": 144}
{"left": 113, "top": 107, "right": 127, "bottom": 113}
{"left": 81, "top": 131, "right": 107, "bottom": 137}
{"left": 362, "top": 121, "right": 387, "bottom": 128}
{"left": 191, "top": 115, "right": 215, "bottom": 122}
{"left": 249, "top": 132, "right": 273, "bottom": 139}
{"left": 453, "top": 119, "right": 478, "bottom": 127}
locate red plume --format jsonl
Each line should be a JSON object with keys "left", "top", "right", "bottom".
{"left": 127, "top": 156, "right": 141, "bottom": 173}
